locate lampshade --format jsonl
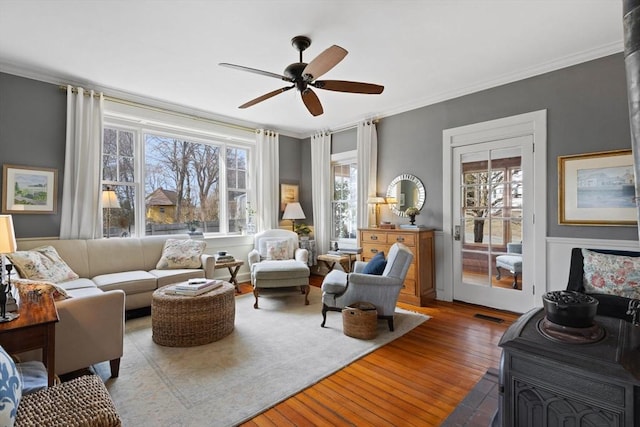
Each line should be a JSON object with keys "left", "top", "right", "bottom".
{"left": 367, "top": 197, "right": 386, "bottom": 204}
{"left": 102, "top": 187, "right": 121, "bottom": 209}
{"left": 0, "top": 215, "right": 17, "bottom": 254}
{"left": 282, "top": 202, "right": 306, "bottom": 220}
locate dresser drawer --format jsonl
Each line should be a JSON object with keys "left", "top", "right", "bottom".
{"left": 401, "top": 278, "right": 416, "bottom": 295}
{"left": 405, "top": 264, "right": 416, "bottom": 280}
{"left": 362, "top": 243, "right": 389, "bottom": 260}
{"left": 387, "top": 233, "right": 416, "bottom": 246}
{"left": 361, "top": 231, "right": 388, "bottom": 244}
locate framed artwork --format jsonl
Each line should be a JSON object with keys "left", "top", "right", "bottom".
{"left": 280, "top": 183, "right": 299, "bottom": 212}
{"left": 2, "top": 164, "right": 58, "bottom": 214}
{"left": 558, "top": 149, "right": 636, "bottom": 225}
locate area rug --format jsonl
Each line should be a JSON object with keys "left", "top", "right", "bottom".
{"left": 100, "top": 287, "right": 429, "bottom": 426}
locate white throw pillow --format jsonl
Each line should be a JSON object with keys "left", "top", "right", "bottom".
{"left": 156, "top": 239, "right": 206, "bottom": 269}
{"left": 266, "top": 240, "right": 289, "bottom": 260}
{"left": 7, "top": 246, "right": 78, "bottom": 283}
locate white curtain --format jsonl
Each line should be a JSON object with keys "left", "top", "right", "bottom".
{"left": 60, "top": 86, "right": 104, "bottom": 239}
{"left": 311, "top": 132, "right": 332, "bottom": 255}
{"left": 356, "top": 120, "right": 378, "bottom": 229}
{"left": 254, "top": 129, "right": 280, "bottom": 231}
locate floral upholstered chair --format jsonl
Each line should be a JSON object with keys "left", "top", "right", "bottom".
{"left": 247, "top": 230, "right": 310, "bottom": 309}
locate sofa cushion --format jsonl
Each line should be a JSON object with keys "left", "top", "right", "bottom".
{"left": 252, "top": 260, "right": 309, "bottom": 280}
{"left": 156, "top": 239, "right": 206, "bottom": 269}
{"left": 65, "top": 286, "right": 105, "bottom": 299}
{"left": 53, "top": 277, "right": 97, "bottom": 291}
{"left": 13, "top": 278, "right": 71, "bottom": 301}
{"left": 362, "top": 252, "right": 386, "bottom": 275}
{"left": 149, "top": 269, "right": 205, "bottom": 288}
{"left": 582, "top": 248, "right": 640, "bottom": 299}
{"left": 92, "top": 270, "right": 157, "bottom": 294}
{"left": 0, "top": 345, "right": 21, "bottom": 427}
{"left": 321, "top": 270, "right": 348, "bottom": 294}
{"left": 7, "top": 246, "right": 79, "bottom": 283}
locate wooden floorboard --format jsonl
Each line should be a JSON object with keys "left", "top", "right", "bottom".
{"left": 236, "top": 275, "right": 519, "bottom": 426}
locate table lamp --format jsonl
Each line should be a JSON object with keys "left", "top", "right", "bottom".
{"left": 283, "top": 202, "right": 306, "bottom": 231}
{"left": 102, "top": 186, "right": 121, "bottom": 238}
{"left": 367, "top": 197, "right": 386, "bottom": 227}
{"left": 0, "top": 215, "right": 18, "bottom": 321}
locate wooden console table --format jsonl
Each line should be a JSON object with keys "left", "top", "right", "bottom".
{"left": 0, "top": 292, "right": 59, "bottom": 386}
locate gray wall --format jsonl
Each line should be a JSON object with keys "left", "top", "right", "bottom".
{"left": 0, "top": 73, "right": 66, "bottom": 238}
{"left": 3, "top": 52, "right": 637, "bottom": 242}
{"left": 374, "top": 52, "right": 636, "bottom": 240}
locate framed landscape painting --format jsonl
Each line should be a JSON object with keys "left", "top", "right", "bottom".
{"left": 2, "top": 164, "right": 58, "bottom": 214}
{"left": 280, "top": 183, "right": 299, "bottom": 212}
{"left": 558, "top": 149, "right": 636, "bottom": 225}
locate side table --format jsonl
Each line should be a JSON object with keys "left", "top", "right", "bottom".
{"left": 0, "top": 292, "right": 59, "bottom": 386}
{"left": 318, "top": 253, "right": 353, "bottom": 273}
{"left": 214, "top": 260, "right": 244, "bottom": 292}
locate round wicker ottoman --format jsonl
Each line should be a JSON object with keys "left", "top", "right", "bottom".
{"left": 152, "top": 282, "right": 235, "bottom": 347}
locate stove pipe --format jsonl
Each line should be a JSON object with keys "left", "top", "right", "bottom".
{"left": 623, "top": 0, "right": 640, "bottom": 238}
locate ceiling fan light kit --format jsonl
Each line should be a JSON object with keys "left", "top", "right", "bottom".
{"left": 219, "top": 35, "right": 384, "bottom": 116}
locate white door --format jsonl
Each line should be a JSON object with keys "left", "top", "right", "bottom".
{"left": 452, "top": 136, "right": 535, "bottom": 312}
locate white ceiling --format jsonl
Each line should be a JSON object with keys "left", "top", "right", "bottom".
{"left": 0, "top": 0, "right": 624, "bottom": 138}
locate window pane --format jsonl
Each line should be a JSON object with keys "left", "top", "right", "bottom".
{"left": 144, "top": 134, "right": 221, "bottom": 235}
{"left": 103, "top": 185, "right": 135, "bottom": 238}
{"left": 104, "top": 129, "right": 117, "bottom": 155}
{"left": 119, "top": 156, "right": 134, "bottom": 182}
{"left": 228, "top": 190, "right": 245, "bottom": 232}
{"left": 103, "top": 155, "right": 117, "bottom": 181}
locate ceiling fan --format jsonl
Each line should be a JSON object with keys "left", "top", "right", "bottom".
{"left": 219, "top": 35, "right": 384, "bottom": 117}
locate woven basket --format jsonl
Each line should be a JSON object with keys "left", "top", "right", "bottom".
{"left": 151, "top": 282, "right": 235, "bottom": 347}
{"left": 342, "top": 302, "right": 378, "bottom": 340}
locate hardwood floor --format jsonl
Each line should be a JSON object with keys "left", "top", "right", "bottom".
{"left": 237, "top": 275, "right": 521, "bottom": 426}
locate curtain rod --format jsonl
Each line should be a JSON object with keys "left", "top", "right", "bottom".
{"left": 59, "top": 85, "right": 257, "bottom": 134}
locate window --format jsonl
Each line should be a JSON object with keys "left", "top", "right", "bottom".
{"left": 102, "top": 127, "right": 136, "bottom": 237}
{"left": 102, "top": 116, "right": 253, "bottom": 237}
{"left": 331, "top": 153, "right": 357, "bottom": 242}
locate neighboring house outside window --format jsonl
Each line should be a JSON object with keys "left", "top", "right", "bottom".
{"left": 331, "top": 150, "right": 358, "bottom": 246}
{"left": 102, "top": 111, "right": 254, "bottom": 237}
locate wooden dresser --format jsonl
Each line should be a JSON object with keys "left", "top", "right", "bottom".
{"left": 359, "top": 228, "right": 435, "bottom": 306}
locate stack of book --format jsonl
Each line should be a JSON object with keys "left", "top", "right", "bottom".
{"left": 164, "top": 279, "right": 222, "bottom": 296}
{"left": 215, "top": 253, "right": 235, "bottom": 263}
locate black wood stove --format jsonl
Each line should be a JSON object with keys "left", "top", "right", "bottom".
{"left": 497, "top": 308, "right": 640, "bottom": 427}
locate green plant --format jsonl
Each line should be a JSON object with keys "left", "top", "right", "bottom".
{"left": 294, "top": 223, "right": 311, "bottom": 236}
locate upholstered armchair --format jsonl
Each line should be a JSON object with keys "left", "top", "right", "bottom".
{"left": 320, "top": 243, "right": 413, "bottom": 331}
{"left": 496, "top": 242, "right": 522, "bottom": 288}
{"left": 247, "top": 229, "right": 310, "bottom": 309}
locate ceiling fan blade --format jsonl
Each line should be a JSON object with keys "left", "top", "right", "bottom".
{"left": 239, "top": 86, "right": 294, "bottom": 109}
{"left": 219, "top": 63, "right": 292, "bottom": 82}
{"left": 302, "top": 45, "right": 348, "bottom": 81}
{"left": 301, "top": 88, "right": 323, "bottom": 116}
{"left": 313, "top": 80, "right": 384, "bottom": 94}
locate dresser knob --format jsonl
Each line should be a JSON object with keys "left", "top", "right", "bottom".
{"left": 397, "top": 237, "right": 404, "bottom": 242}
{"left": 370, "top": 235, "right": 378, "bottom": 241}
{"left": 370, "top": 249, "right": 378, "bottom": 254}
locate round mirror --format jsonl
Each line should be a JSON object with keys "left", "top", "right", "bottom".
{"left": 386, "top": 174, "right": 426, "bottom": 217}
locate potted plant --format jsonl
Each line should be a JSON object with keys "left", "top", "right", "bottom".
{"left": 405, "top": 207, "right": 420, "bottom": 225}
{"left": 295, "top": 223, "right": 312, "bottom": 239}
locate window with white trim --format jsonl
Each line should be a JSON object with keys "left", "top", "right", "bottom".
{"left": 102, "top": 115, "right": 253, "bottom": 237}
{"left": 331, "top": 151, "right": 358, "bottom": 243}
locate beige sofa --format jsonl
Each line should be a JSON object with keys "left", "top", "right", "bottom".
{"left": 15, "top": 234, "right": 214, "bottom": 377}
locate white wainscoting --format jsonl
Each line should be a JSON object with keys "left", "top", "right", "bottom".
{"left": 545, "top": 237, "right": 640, "bottom": 302}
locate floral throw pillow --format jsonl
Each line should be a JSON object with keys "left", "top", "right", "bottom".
{"left": 266, "top": 240, "right": 289, "bottom": 260}
{"left": 582, "top": 248, "right": 640, "bottom": 299}
{"left": 156, "top": 239, "right": 206, "bottom": 269}
{"left": 0, "top": 345, "right": 21, "bottom": 427}
{"left": 13, "top": 278, "right": 71, "bottom": 301}
{"left": 7, "top": 246, "right": 79, "bottom": 283}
